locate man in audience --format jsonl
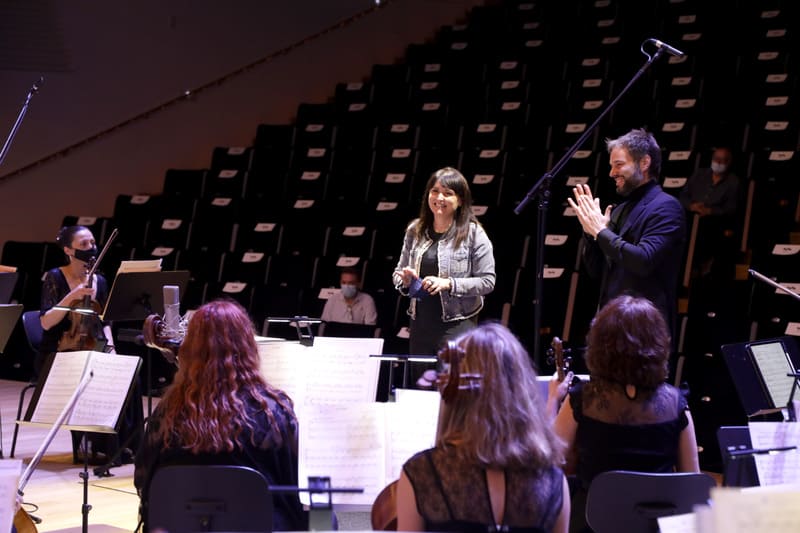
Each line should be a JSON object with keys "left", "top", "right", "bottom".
{"left": 321, "top": 267, "right": 377, "bottom": 325}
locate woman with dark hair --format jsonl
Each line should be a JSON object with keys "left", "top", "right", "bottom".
{"left": 392, "top": 167, "right": 496, "bottom": 359}
{"left": 40, "top": 225, "right": 113, "bottom": 373}
{"left": 134, "top": 299, "right": 306, "bottom": 531}
{"left": 553, "top": 295, "right": 699, "bottom": 532}
{"left": 396, "top": 322, "right": 569, "bottom": 532}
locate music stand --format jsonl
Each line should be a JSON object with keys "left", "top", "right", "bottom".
{"left": 721, "top": 336, "right": 800, "bottom": 418}
{"left": 101, "top": 270, "right": 190, "bottom": 321}
{"left": 0, "top": 303, "right": 23, "bottom": 353}
{"left": 0, "top": 272, "right": 18, "bottom": 304}
{"left": 370, "top": 353, "right": 438, "bottom": 401}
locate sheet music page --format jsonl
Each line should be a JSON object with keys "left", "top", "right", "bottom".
{"left": 67, "top": 351, "right": 141, "bottom": 430}
{"left": 711, "top": 485, "right": 800, "bottom": 532}
{"left": 116, "top": 259, "right": 162, "bottom": 273}
{"left": 257, "top": 340, "right": 308, "bottom": 410}
{"left": 30, "top": 351, "right": 90, "bottom": 423}
{"left": 748, "top": 422, "right": 800, "bottom": 485}
{"left": 303, "top": 337, "right": 383, "bottom": 406}
{"left": 385, "top": 398, "right": 439, "bottom": 482}
{"left": 299, "top": 403, "right": 386, "bottom": 506}
{"left": 0, "top": 459, "right": 22, "bottom": 533}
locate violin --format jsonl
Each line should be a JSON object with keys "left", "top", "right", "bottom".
{"left": 370, "top": 479, "right": 398, "bottom": 531}
{"left": 142, "top": 313, "right": 182, "bottom": 365}
{"left": 14, "top": 508, "right": 38, "bottom": 533}
{"left": 57, "top": 229, "right": 118, "bottom": 352}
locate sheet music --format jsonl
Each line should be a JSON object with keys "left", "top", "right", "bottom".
{"left": 31, "top": 351, "right": 89, "bottom": 422}
{"left": 299, "top": 404, "right": 386, "bottom": 506}
{"left": 258, "top": 340, "right": 308, "bottom": 408}
{"left": 385, "top": 400, "right": 439, "bottom": 482}
{"left": 750, "top": 341, "right": 795, "bottom": 407}
{"left": 117, "top": 259, "right": 162, "bottom": 273}
{"left": 68, "top": 352, "right": 141, "bottom": 429}
{"left": 711, "top": 485, "right": 800, "bottom": 532}
{"left": 303, "top": 337, "right": 383, "bottom": 406}
{"left": 748, "top": 422, "right": 800, "bottom": 485}
{"left": 29, "top": 351, "right": 140, "bottom": 432}
{"left": 0, "top": 459, "right": 22, "bottom": 533}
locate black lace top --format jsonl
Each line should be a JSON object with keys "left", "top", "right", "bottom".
{"left": 403, "top": 446, "right": 564, "bottom": 532}
{"left": 570, "top": 378, "right": 689, "bottom": 490}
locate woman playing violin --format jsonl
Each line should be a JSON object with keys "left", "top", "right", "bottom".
{"left": 38, "top": 225, "right": 125, "bottom": 464}
{"left": 396, "top": 322, "right": 570, "bottom": 532}
{"left": 38, "top": 225, "right": 114, "bottom": 374}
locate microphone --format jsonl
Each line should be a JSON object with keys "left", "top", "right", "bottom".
{"left": 162, "top": 285, "right": 181, "bottom": 340}
{"left": 649, "top": 38, "right": 685, "bottom": 57}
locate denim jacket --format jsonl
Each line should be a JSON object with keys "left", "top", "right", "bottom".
{"left": 393, "top": 220, "right": 495, "bottom": 322}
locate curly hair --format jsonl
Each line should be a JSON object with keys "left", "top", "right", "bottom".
{"left": 154, "top": 299, "right": 295, "bottom": 453}
{"left": 414, "top": 167, "right": 479, "bottom": 248}
{"left": 606, "top": 128, "right": 662, "bottom": 180}
{"left": 585, "top": 295, "right": 670, "bottom": 388}
{"left": 435, "top": 322, "right": 563, "bottom": 469}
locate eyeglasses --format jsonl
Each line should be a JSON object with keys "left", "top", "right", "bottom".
{"left": 437, "top": 340, "right": 482, "bottom": 402}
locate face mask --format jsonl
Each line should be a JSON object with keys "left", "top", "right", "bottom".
{"left": 73, "top": 246, "right": 97, "bottom": 263}
{"left": 340, "top": 284, "right": 358, "bottom": 299}
{"left": 710, "top": 162, "right": 728, "bottom": 174}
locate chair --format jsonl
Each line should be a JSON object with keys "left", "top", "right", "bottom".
{"left": 10, "top": 311, "right": 43, "bottom": 458}
{"left": 147, "top": 464, "right": 273, "bottom": 533}
{"left": 585, "top": 470, "right": 716, "bottom": 533}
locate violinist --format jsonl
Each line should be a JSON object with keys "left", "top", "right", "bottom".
{"left": 38, "top": 225, "right": 122, "bottom": 464}
{"left": 39, "top": 225, "right": 114, "bottom": 374}
{"left": 396, "top": 322, "right": 569, "bottom": 532}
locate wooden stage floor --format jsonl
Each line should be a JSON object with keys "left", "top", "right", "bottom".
{"left": 1, "top": 378, "right": 140, "bottom": 532}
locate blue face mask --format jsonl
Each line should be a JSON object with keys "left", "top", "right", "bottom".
{"left": 340, "top": 284, "right": 358, "bottom": 299}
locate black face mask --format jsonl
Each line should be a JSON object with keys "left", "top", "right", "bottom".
{"left": 72, "top": 246, "right": 97, "bottom": 263}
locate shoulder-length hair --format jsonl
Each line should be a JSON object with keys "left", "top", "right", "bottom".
{"left": 413, "top": 167, "right": 479, "bottom": 248}
{"left": 155, "top": 299, "right": 295, "bottom": 453}
{"left": 435, "top": 322, "right": 563, "bottom": 469}
{"left": 585, "top": 295, "right": 670, "bottom": 388}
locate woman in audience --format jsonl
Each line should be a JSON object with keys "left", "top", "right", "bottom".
{"left": 553, "top": 295, "right": 700, "bottom": 532}
{"left": 396, "top": 322, "right": 569, "bottom": 532}
{"left": 392, "top": 167, "right": 495, "bottom": 386}
{"left": 134, "top": 299, "right": 306, "bottom": 531}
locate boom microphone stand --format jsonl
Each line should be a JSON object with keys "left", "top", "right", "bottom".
{"left": 513, "top": 38, "right": 683, "bottom": 366}
{"left": 0, "top": 77, "right": 43, "bottom": 168}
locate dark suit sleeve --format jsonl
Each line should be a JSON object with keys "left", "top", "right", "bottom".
{"left": 580, "top": 234, "right": 606, "bottom": 280}
{"left": 594, "top": 197, "right": 685, "bottom": 277}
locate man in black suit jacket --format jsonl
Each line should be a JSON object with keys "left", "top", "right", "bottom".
{"left": 568, "top": 128, "right": 686, "bottom": 341}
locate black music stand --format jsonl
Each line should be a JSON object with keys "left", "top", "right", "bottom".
{"left": 370, "top": 353, "right": 438, "bottom": 401}
{"left": 101, "top": 270, "right": 190, "bottom": 322}
{"left": 266, "top": 317, "right": 321, "bottom": 346}
{"left": 721, "top": 336, "right": 800, "bottom": 418}
{"left": 0, "top": 272, "right": 19, "bottom": 304}
{"left": 0, "top": 303, "right": 22, "bottom": 354}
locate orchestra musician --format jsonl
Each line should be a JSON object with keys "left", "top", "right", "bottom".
{"left": 395, "top": 322, "right": 569, "bottom": 532}
{"left": 134, "top": 299, "right": 307, "bottom": 531}
{"left": 38, "top": 225, "right": 138, "bottom": 464}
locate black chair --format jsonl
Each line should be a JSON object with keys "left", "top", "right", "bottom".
{"left": 10, "top": 311, "right": 43, "bottom": 458}
{"left": 147, "top": 464, "right": 274, "bottom": 532}
{"left": 585, "top": 470, "right": 716, "bottom": 533}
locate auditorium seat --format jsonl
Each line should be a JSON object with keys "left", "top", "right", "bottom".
{"left": 113, "top": 194, "right": 161, "bottom": 250}
{"left": 162, "top": 168, "right": 207, "bottom": 198}
{"left": 209, "top": 146, "right": 253, "bottom": 173}
{"left": 220, "top": 250, "right": 270, "bottom": 285}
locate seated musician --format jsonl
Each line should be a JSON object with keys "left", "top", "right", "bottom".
{"left": 134, "top": 299, "right": 307, "bottom": 531}
{"left": 39, "top": 225, "right": 129, "bottom": 463}
{"left": 553, "top": 295, "right": 700, "bottom": 532}
{"left": 396, "top": 322, "right": 570, "bottom": 532}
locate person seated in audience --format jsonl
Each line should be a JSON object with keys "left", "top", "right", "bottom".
{"left": 553, "top": 295, "right": 700, "bottom": 532}
{"left": 679, "top": 145, "right": 741, "bottom": 278}
{"left": 134, "top": 298, "right": 307, "bottom": 531}
{"left": 320, "top": 266, "right": 377, "bottom": 325}
{"left": 396, "top": 322, "right": 569, "bottom": 532}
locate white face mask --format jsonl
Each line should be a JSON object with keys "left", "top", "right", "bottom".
{"left": 710, "top": 162, "right": 728, "bottom": 174}
{"left": 340, "top": 284, "right": 358, "bottom": 299}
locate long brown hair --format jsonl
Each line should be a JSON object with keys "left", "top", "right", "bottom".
{"left": 435, "top": 322, "right": 563, "bottom": 469}
{"left": 413, "top": 167, "right": 479, "bottom": 248}
{"left": 154, "top": 299, "right": 295, "bottom": 453}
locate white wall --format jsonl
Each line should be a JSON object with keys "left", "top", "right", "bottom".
{"left": 0, "top": 0, "right": 483, "bottom": 251}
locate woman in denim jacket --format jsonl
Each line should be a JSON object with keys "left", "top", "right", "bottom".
{"left": 393, "top": 167, "right": 496, "bottom": 359}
